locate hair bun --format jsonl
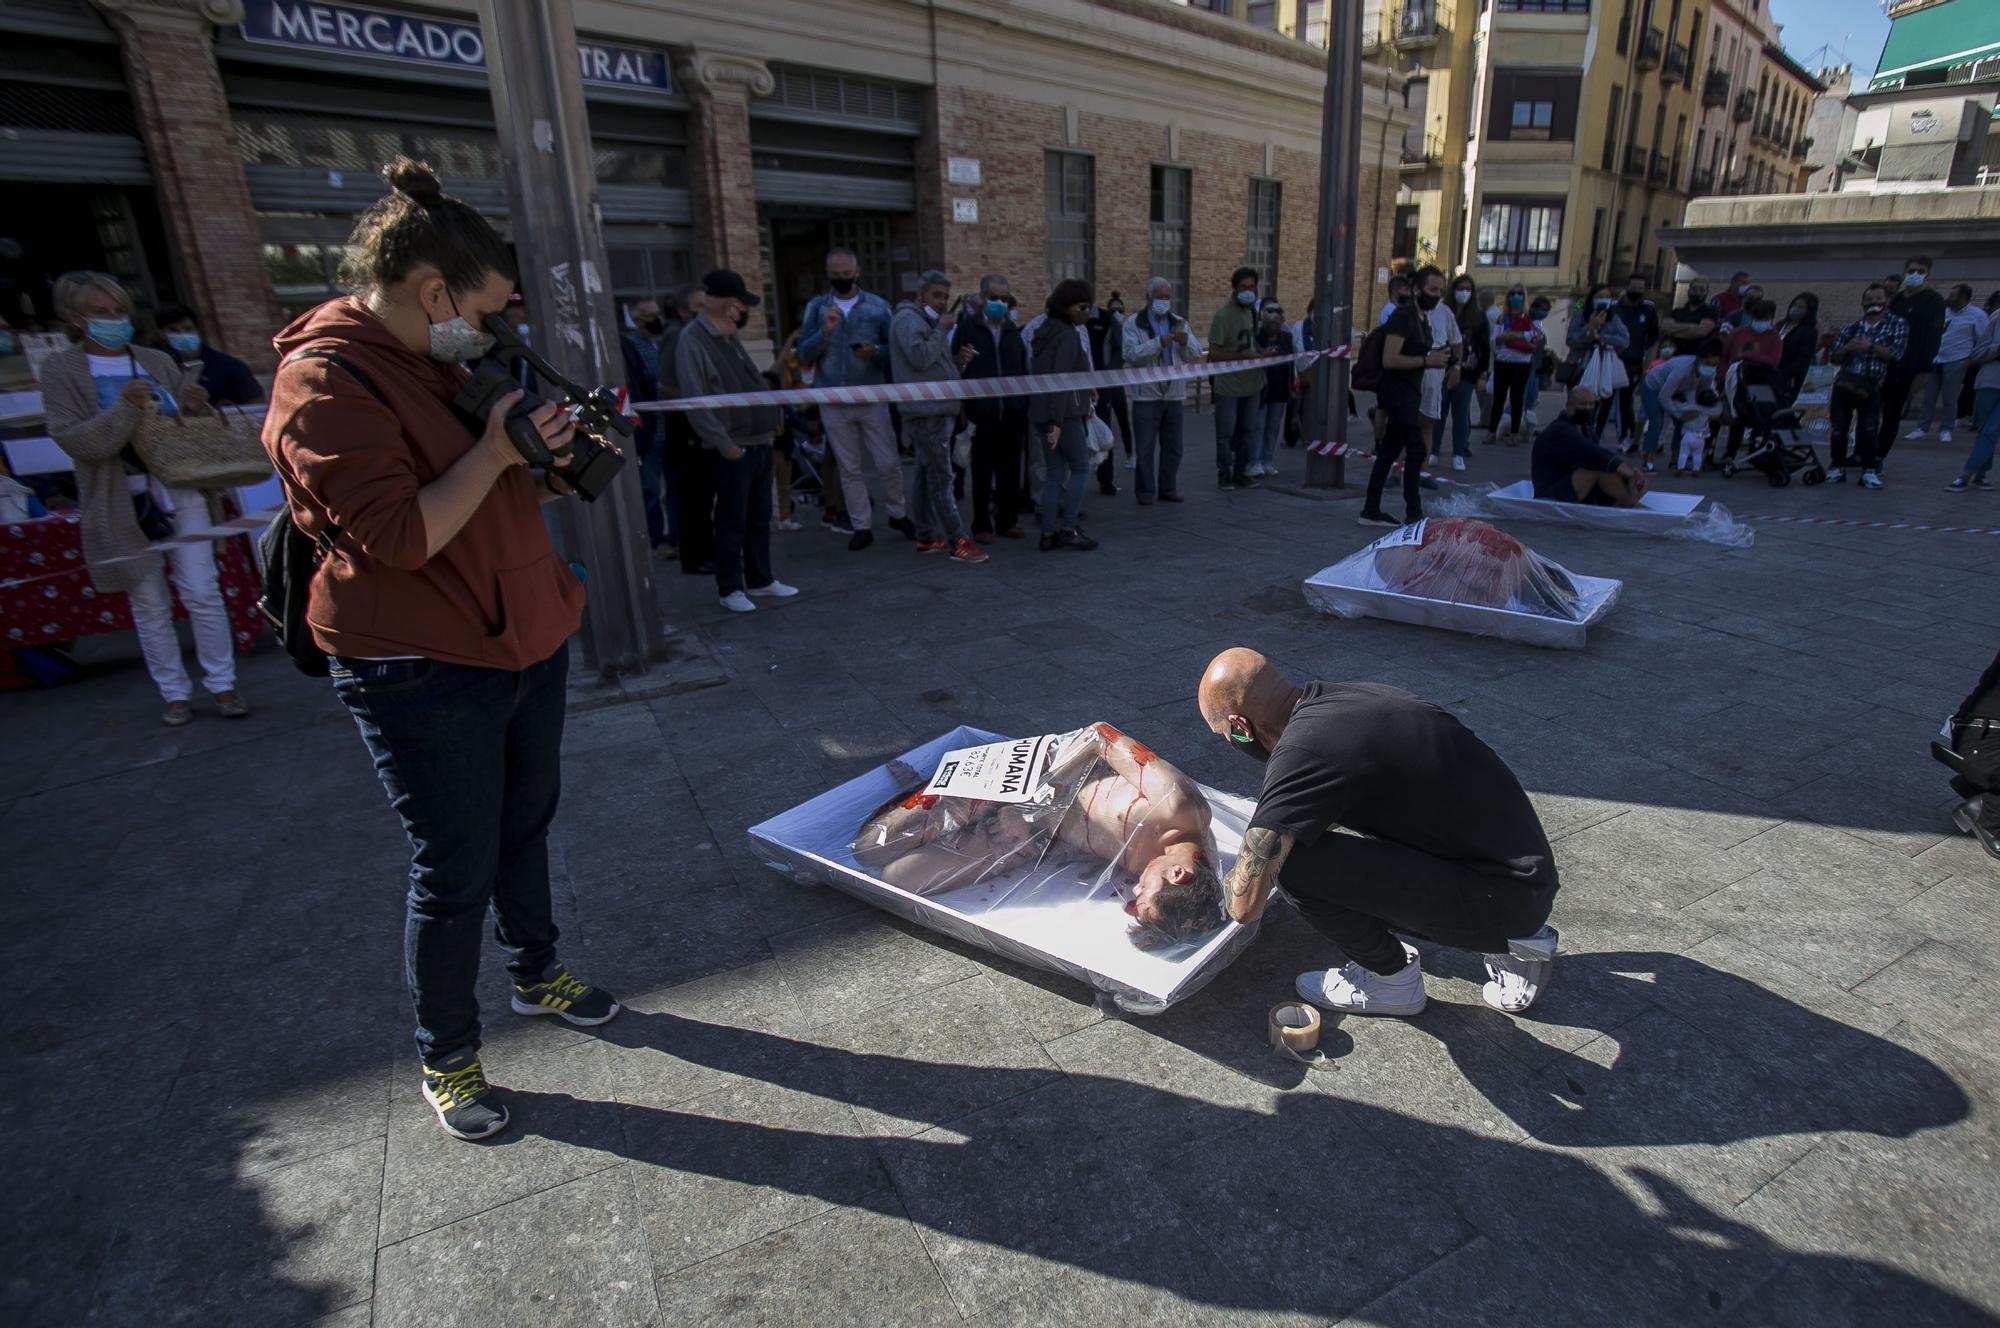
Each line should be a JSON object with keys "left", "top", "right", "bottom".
{"left": 382, "top": 157, "right": 444, "bottom": 206}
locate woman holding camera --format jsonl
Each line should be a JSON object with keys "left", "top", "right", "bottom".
{"left": 263, "top": 159, "right": 618, "bottom": 1142}
{"left": 43, "top": 271, "right": 245, "bottom": 726}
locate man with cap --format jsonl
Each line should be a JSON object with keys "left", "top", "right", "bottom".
{"left": 674, "top": 270, "right": 800, "bottom": 613}
{"left": 1196, "top": 647, "right": 1560, "bottom": 1017}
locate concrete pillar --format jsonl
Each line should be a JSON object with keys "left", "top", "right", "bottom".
{"left": 677, "top": 51, "right": 772, "bottom": 340}
{"left": 93, "top": 0, "right": 283, "bottom": 372}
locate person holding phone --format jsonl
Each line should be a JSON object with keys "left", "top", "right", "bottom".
{"left": 794, "top": 248, "right": 910, "bottom": 551}
{"left": 43, "top": 270, "right": 245, "bottom": 726}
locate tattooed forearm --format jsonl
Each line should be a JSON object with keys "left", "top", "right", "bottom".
{"left": 1222, "top": 827, "right": 1291, "bottom": 922}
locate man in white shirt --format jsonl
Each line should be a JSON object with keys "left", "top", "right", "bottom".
{"left": 1914, "top": 284, "right": 1988, "bottom": 444}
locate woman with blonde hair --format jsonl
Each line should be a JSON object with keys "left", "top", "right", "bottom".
{"left": 42, "top": 271, "right": 246, "bottom": 725}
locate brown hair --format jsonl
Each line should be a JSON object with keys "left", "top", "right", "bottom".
{"left": 338, "top": 157, "right": 515, "bottom": 297}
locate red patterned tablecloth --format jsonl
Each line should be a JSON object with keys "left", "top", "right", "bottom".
{"left": 1, "top": 510, "right": 264, "bottom": 653}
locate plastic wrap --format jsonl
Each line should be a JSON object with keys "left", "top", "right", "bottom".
{"left": 1486, "top": 478, "right": 1727, "bottom": 538}
{"left": 749, "top": 726, "right": 1260, "bottom": 1014}
{"left": 1303, "top": 518, "right": 1621, "bottom": 649}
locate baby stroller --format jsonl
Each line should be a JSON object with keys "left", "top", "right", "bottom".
{"left": 785, "top": 406, "right": 829, "bottom": 509}
{"left": 1722, "top": 379, "right": 1826, "bottom": 488}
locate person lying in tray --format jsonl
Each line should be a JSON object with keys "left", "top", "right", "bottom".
{"left": 852, "top": 722, "right": 1227, "bottom": 946}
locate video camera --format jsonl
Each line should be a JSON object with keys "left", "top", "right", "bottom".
{"left": 451, "top": 314, "right": 631, "bottom": 502}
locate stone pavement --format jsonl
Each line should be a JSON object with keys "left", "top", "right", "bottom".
{"left": 5, "top": 413, "right": 1998, "bottom": 1326}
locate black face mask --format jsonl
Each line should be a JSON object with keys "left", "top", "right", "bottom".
{"left": 829, "top": 277, "right": 857, "bottom": 295}
{"left": 641, "top": 317, "right": 664, "bottom": 335}
{"left": 1568, "top": 406, "right": 1594, "bottom": 423}
{"left": 1625, "top": 290, "right": 1644, "bottom": 303}
{"left": 732, "top": 309, "right": 750, "bottom": 330}
{"left": 1416, "top": 292, "right": 1441, "bottom": 311}
{"left": 1229, "top": 732, "right": 1270, "bottom": 764}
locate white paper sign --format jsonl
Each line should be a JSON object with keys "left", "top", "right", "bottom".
{"left": 1372, "top": 518, "right": 1428, "bottom": 549}
{"left": 948, "top": 157, "right": 982, "bottom": 185}
{"left": 924, "top": 733, "right": 1064, "bottom": 803}
{"left": 953, "top": 198, "right": 979, "bottom": 224}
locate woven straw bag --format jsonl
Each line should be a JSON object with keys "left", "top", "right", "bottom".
{"left": 132, "top": 406, "right": 271, "bottom": 490}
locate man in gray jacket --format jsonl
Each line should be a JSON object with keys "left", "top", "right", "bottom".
{"left": 1122, "top": 276, "right": 1205, "bottom": 505}
{"left": 674, "top": 269, "right": 800, "bottom": 612}
{"left": 889, "top": 271, "right": 987, "bottom": 564}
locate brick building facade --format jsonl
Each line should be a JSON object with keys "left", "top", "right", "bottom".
{"left": 0, "top": 0, "right": 1408, "bottom": 370}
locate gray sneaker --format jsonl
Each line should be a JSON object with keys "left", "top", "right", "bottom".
{"left": 420, "top": 1048, "right": 510, "bottom": 1141}
{"left": 1482, "top": 925, "right": 1558, "bottom": 1014}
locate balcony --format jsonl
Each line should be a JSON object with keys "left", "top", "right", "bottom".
{"left": 1664, "top": 42, "right": 1689, "bottom": 82}
{"left": 1400, "top": 134, "right": 1445, "bottom": 171}
{"left": 1393, "top": 5, "right": 1444, "bottom": 48}
{"left": 1733, "top": 90, "right": 1756, "bottom": 124}
{"left": 1635, "top": 26, "right": 1663, "bottom": 72}
{"left": 1792, "top": 135, "right": 1812, "bottom": 161}
{"left": 1622, "top": 143, "right": 1648, "bottom": 179}
{"left": 1689, "top": 166, "right": 1717, "bottom": 195}
{"left": 1649, "top": 150, "right": 1670, "bottom": 186}
{"left": 1702, "top": 67, "right": 1729, "bottom": 108}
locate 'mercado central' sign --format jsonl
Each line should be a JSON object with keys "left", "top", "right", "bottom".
{"left": 239, "top": 0, "right": 672, "bottom": 94}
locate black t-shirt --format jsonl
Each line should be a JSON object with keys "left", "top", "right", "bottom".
{"left": 1668, "top": 300, "right": 1720, "bottom": 355}
{"left": 1890, "top": 287, "right": 1946, "bottom": 368}
{"left": 1250, "top": 682, "right": 1554, "bottom": 883}
{"left": 1531, "top": 416, "right": 1621, "bottom": 499}
{"left": 1377, "top": 303, "right": 1430, "bottom": 407}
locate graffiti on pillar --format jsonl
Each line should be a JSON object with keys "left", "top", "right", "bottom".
{"left": 549, "top": 261, "right": 586, "bottom": 357}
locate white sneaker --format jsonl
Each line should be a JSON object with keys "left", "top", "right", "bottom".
{"left": 775, "top": 518, "right": 803, "bottom": 532}
{"left": 1125, "top": 456, "right": 1137, "bottom": 470}
{"left": 1824, "top": 467, "right": 1845, "bottom": 482}
{"left": 1482, "top": 925, "right": 1557, "bottom": 1014}
{"left": 719, "top": 591, "right": 756, "bottom": 613}
{"left": 1860, "top": 471, "right": 1884, "bottom": 489}
{"left": 1904, "top": 427, "right": 1926, "bottom": 441}
{"left": 1940, "top": 430, "right": 1953, "bottom": 445}
{"left": 746, "top": 580, "right": 799, "bottom": 599}
{"left": 1451, "top": 455, "right": 1466, "bottom": 472}
{"left": 1523, "top": 409, "right": 1539, "bottom": 432}
{"left": 1295, "top": 947, "right": 1426, "bottom": 1017}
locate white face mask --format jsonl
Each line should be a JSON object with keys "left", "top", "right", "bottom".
{"left": 428, "top": 313, "right": 495, "bottom": 363}
{"left": 1453, "top": 289, "right": 1471, "bottom": 304}
{"left": 1904, "top": 272, "right": 1925, "bottom": 288}
{"left": 1150, "top": 298, "right": 1172, "bottom": 318}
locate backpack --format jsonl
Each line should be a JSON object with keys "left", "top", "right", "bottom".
{"left": 1348, "top": 321, "right": 1394, "bottom": 392}
{"left": 255, "top": 349, "right": 383, "bottom": 677}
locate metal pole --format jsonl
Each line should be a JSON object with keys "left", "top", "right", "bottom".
{"left": 477, "top": 0, "right": 659, "bottom": 676}
{"left": 1304, "top": 0, "right": 1365, "bottom": 489}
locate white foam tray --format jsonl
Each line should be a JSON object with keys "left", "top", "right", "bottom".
{"left": 1486, "top": 479, "right": 1704, "bottom": 535}
{"left": 1302, "top": 562, "right": 1622, "bottom": 649}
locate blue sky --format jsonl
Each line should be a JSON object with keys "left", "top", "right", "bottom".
{"left": 1770, "top": 0, "right": 1891, "bottom": 80}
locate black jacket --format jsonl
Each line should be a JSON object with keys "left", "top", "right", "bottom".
{"left": 1028, "top": 318, "right": 1091, "bottom": 428}
{"left": 1891, "top": 286, "right": 1947, "bottom": 371}
{"left": 953, "top": 312, "right": 1029, "bottom": 424}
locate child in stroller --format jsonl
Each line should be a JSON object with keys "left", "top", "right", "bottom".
{"left": 1721, "top": 370, "right": 1828, "bottom": 488}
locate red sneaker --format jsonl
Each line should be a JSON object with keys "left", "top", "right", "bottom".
{"left": 916, "top": 537, "right": 948, "bottom": 554}
{"left": 949, "top": 538, "right": 990, "bottom": 565}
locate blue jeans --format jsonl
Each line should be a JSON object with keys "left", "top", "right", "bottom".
{"left": 1213, "top": 393, "right": 1257, "bottom": 482}
{"left": 1258, "top": 400, "right": 1287, "bottom": 468}
{"left": 638, "top": 428, "right": 669, "bottom": 548}
{"left": 1040, "top": 417, "right": 1091, "bottom": 533}
{"left": 331, "top": 648, "right": 569, "bottom": 1064}
{"left": 1432, "top": 378, "right": 1477, "bottom": 457}
{"left": 1131, "top": 399, "right": 1184, "bottom": 498}
{"left": 1966, "top": 386, "right": 2000, "bottom": 477}
{"left": 1640, "top": 383, "right": 1671, "bottom": 457}
{"left": 906, "top": 414, "right": 966, "bottom": 542}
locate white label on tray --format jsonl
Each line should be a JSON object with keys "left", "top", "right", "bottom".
{"left": 1373, "top": 519, "right": 1427, "bottom": 550}
{"left": 924, "top": 733, "right": 1064, "bottom": 803}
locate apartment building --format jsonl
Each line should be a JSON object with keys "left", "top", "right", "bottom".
{"left": 1686, "top": 0, "right": 1820, "bottom": 199}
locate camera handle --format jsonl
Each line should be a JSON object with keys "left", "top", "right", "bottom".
{"left": 479, "top": 314, "right": 636, "bottom": 442}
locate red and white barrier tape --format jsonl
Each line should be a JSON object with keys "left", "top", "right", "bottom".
{"left": 633, "top": 345, "right": 1350, "bottom": 414}
{"left": 1741, "top": 512, "right": 2000, "bottom": 537}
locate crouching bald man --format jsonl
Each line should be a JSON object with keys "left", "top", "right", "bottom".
{"left": 1197, "top": 647, "right": 1559, "bottom": 1016}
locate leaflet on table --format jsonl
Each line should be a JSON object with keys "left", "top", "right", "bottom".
{"left": 923, "top": 729, "right": 1083, "bottom": 803}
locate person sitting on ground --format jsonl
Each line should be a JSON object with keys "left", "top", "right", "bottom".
{"left": 853, "top": 722, "right": 1224, "bottom": 946}
{"left": 1531, "top": 386, "right": 1647, "bottom": 506}
{"left": 1197, "top": 648, "right": 1560, "bottom": 1016}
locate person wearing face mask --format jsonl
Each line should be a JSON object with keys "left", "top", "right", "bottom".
{"left": 1946, "top": 296, "right": 2000, "bottom": 493}
{"left": 1719, "top": 299, "right": 1784, "bottom": 464}
{"left": 619, "top": 295, "right": 674, "bottom": 558}
{"left": 1197, "top": 647, "right": 1561, "bottom": 1018}
{"left": 1208, "top": 266, "right": 1266, "bottom": 490}
{"left": 1775, "top": 292, "right": 1824, "bottom": 404}
{"left": 1531, "top": 386, "right": 1647, "bottom": 506}
{"left": 1713, "top": 272, "right": 1753, "bottom": 325}
{"left": 1432, "top": 276, "right": 1489, "bottom": 471}
{"left": 1912, "top": 284, "right": 1984, "bottom": 445}
{"left": 152, "top": 304, "right": 262, "bottom": 406}
{"left": 1121, "top": 276, "right": 1204, "bottom": 506}
{"left": 1358, "top": 266, "right": 1449, "bottom": 528}
{"left": 1252, "top": 302, "right": 1296, "bottom": 479}
{"left": 1085, "top": 293, "right": 1133, "bottom": 480}
{"left": 1412, "top": 280, "right": 1462, "bottom": 474}
{"left": 43, "top": 269, "right": 241, "bottom": 726}
{"left": 1608, "top": 273, "right": 1659, "bottom": 438}
{"left": 888, "top": 270, "right": 985, "bottom": 564}
{"left": 1485, "top": 284, "right": 1542, "bottom": 443}
{"left": 1826, "top": 283, "right": 1909, "bottom": 488}
{"left": 1028, "top": 279, "right": 1101, "bottom": 551}
{"left": 795, "top": 248, "right": 910, "bottom": 552}
{"left": 1884, "top": 256, "right": 1946, "bottom": 456}
{"left": 264, "top": 158, "right": 619, "bottom": 1142}
{"left": 1522, "top": 296, "right": 1553, "bottom": 432}
{"left": 1637, "top": 338, "right": 1727, "bottom": 476}
{"left": 1660, "top": 278, "right": 1721, "bottom": 365}
{"left": 1565, "top": 283, "right": 1631, "bottom": 443}
{"left": 949, "top": 274, "right": 1030, "bottom": 540}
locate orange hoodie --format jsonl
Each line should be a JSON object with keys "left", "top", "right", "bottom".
{"left": 262, "top": 297, "right": 583, "bottom": 670}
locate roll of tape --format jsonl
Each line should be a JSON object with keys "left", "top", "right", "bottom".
{"left": 1268, "top": 1001, "right": 1321, "bottom": 1054}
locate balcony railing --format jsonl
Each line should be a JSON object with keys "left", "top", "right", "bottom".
{"left": 1393, "top": 5, "right": 1444, "bottom": 47}
{"left": 1623, "top": 143, "right": 1648, "bottom": 178}
{"left": 1792, "top": 136, "right": 1812, "bottom": 161}
{"left": 1400, "top": 134, "right": 1445, "bottom": 168}
{"left": 1702, "top": 68, "right": 1730, "bottom": 108}
{"left": 1635, "top": 26, "right": 1663, "bottom": 71}
{"left": 1664, "top": 42, "right": 1689, "bottom": 81}
{"left": 1689, "top": 166, "right": 1716, "bottom": 195}
{"left": 1649, "top": 150, "right": 1669, "bottom": 186}
{"left": 1733, "top": 90, "right": 1756, "bottom": 123}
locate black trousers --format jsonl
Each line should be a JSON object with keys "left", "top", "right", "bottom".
{"left": 1280, "top": 833, "right": 1559, "bottom": 976}
{"left": 667, "top": 416, "right": 717, "bottom": 573}
{"left": 1097, "top": 388, "right": 1133, "bottom": 453}
{"left": 1488, "top": 361, "right": 1532, "bottom": 433}
{"left": 1828, "top": 382, "right": 1882, "bottom": 471}
{"left": 711, "top": 444, "right": 773, "bottom": 597}
{"left": 1365, "top": 394, "right": 1427, "bottom": 519}
{"left": 1878, "top": 365, "right": 1920, "bottom": 457}
{"left": 969, "top": 412, "right": 1026, "bottom": 534}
